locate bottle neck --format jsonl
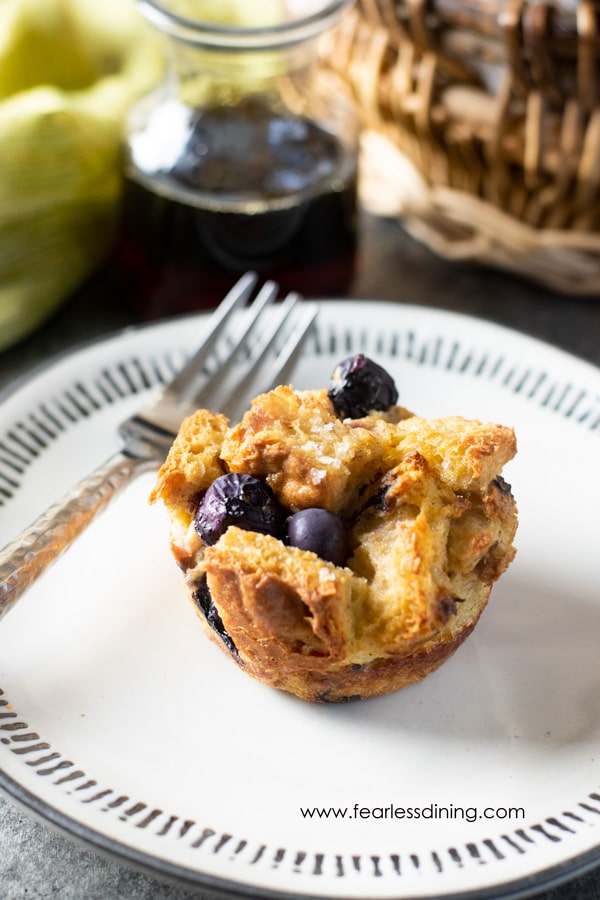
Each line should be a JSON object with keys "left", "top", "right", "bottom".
{"left": 135, "top": 0, "right": 354, "bottom": 108}
{"left": 166, "top": 38, "right": 316, "bottom": 108}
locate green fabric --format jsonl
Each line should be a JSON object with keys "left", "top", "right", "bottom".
{"left": 0, "top": 0, "right": 164, "bottom": 351}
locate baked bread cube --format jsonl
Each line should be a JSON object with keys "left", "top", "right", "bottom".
{"left": 151, "top": 355, "right": 517, "bottom": 702}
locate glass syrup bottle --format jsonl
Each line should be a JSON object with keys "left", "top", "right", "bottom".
{"left": 118, "top": 0, "right": 358, "bottom": 316}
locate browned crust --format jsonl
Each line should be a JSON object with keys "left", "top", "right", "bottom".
{"left": 150, "top": 408, "right": 230, "bottom": 523}
{"left": 186, "top": 577, "right": 481, "bottom": 703}
{"left": 221, "top": 386, "right": 387, "bottom": 513}
{"left": 193, "top": 522, "right": 497, "bottom": 703}
{"left": 152, "top": 385, "right": 518, "bottom": 703}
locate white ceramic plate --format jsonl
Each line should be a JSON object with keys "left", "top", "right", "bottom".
{"left": 1, "top": 302, "right": 599, "bottom": 900}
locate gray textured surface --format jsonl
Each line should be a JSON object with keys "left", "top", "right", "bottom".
{"left": 1, "top": 212, "right": 599, "bottom": 899}
{"left": 0, "top": 801, "right": 209, "bottom": 899}
{"left": 1, "top": 794, "right": 600, "bottom": 900}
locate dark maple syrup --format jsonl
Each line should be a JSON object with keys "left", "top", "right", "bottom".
{"left": 117, "top": 98, "right": 358, "bottom": 316}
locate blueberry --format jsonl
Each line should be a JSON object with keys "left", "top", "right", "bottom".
{"left": 194, "top": 473, "right": 283, "bottom": 545}
{"left": 286, "top": 508, "right": 348, "bottom": 567}
{"left": 492, "top": 476, "right": 512, "bottom": 495}
{"left": 328, "top": 353, "right": 398, "bottom": 419}
{"left": 192, "top": 575, "right": 239, "bottom": 659}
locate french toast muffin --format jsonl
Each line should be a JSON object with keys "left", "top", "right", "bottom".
{"left": 151, "top": 354, "right": 518, "bottom": 702}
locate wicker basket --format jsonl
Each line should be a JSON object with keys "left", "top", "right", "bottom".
{"left": 320, "top": 0, "right": 600, "bottom": 294}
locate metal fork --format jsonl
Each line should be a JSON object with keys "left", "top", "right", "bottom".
{"left": 0, "top": 272, "right": 318, "bottom": 621}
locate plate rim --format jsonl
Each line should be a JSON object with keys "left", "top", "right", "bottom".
{"left": 1, "top": 299, "right": 598, "bottom": 410}
{"left": 1, "top": 299, "right": 599, "bottom": 900}
{"left": 2, "top": 774, "right": 600, "bottom": 900}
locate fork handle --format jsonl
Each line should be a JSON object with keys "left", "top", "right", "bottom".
{"left": 0, "top": 451, "right": 155, "bottom": 622}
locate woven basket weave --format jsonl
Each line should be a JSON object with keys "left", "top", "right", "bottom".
{"left": 320, "top": 0, "right": 600, "bottom": 294}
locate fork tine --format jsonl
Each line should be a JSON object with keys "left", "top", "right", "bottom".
{"left": 262, "top": 302, "right": 319, "bottom": 392}
{"left": 0, "top": 275, "right": 318, "bottom": 617}
{"left": 206, "top": 290, "right": 300, "bottom": 404}
{"left": 217, "top": 300, "right": 319, "bottom": 420}
{"left": 136, "top": 275, "right": 318, "bottom": 434}
{"left": 188, "top": 279, "right": 279, "bottom": 401}
{"left": 167, "top": 270, "right": 258, "bottom": 399}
